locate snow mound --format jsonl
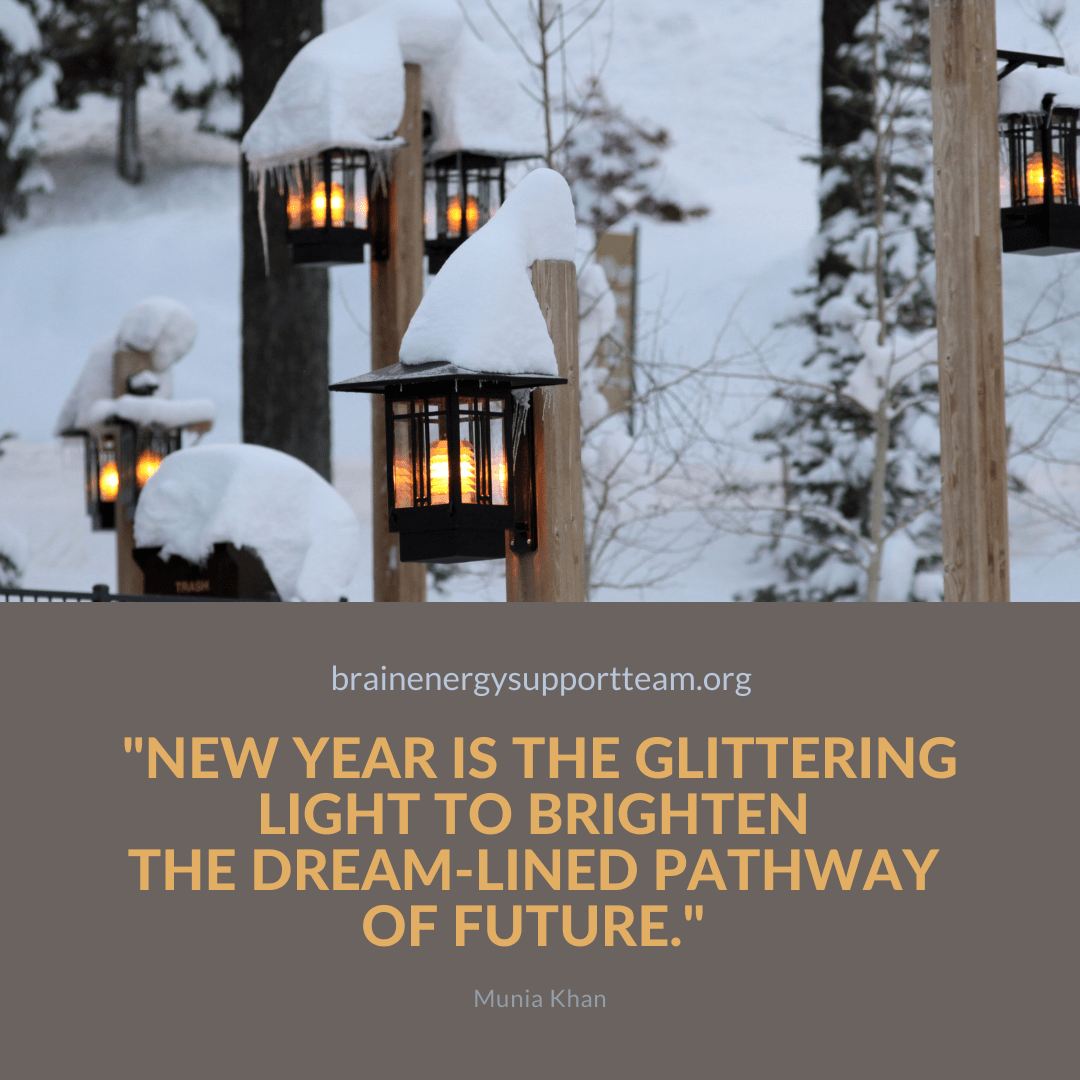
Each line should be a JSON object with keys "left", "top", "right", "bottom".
{"left": 55, "top": 297, "right": 197, "bottom": 434}
{"left": 399, "top": 168, "right": 576, "bottom": 376}
{"left": 83, "top": 395, "right": 215, "bottom": 430}
{"left": 241, "top": 0, "right": 540, "bottom": 171}
{"left": 133, "top": 444, "right": 361, "bottom": 602}
{"left": 999, "top": 65, "right": 1080, "bottom": 113}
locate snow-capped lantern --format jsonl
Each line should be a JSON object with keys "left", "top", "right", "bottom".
{"left": 999, "top": 50, "right": 1080, "bottom": 254}
{"left": 285, "top": 149, "right": 389, "bottom": 265}
{"left": 330, "top": 362, "right": 563, "bottom": 562}
{"left": 425, "top": 152, "right": 508, "bottom": 273}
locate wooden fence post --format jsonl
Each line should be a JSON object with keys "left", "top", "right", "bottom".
{"left": 929, "top": 0, "right": 1010, "bottom": 601}
{"left": 370, "top": 62, "right": 427, "bottom": 602}
{"left": 505, "top": 259, "right": 585, "bottom": 602}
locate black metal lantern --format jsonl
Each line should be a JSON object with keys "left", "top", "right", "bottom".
{"left": 285, "top": 148, "right": 389, "bottom": 266}
{"left": 330, "top": 361, "right": 565, "bottom": 562}
{"left": 999, "top": 50, "right": 1080, "bottom": 254}
{"left": 82, "top": 420, "right": 182, "bottom": 532}
{"left": 424, "top": 152, "right": 508, "bottom": 273}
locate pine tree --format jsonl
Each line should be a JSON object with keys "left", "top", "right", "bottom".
{"left": 39, "top": 0, "right": 238, "bottom": 183}
{"left": 750, "top": 0, "right": 941, "bottom": 602}
{"left": 0, "top": 0, "right": 57, "bottom": 231}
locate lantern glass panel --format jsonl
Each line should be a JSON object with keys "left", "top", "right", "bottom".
{"left": 424, "top": 156, "right": 504, "bottom": 241}
{"left": 391, "top": 396, "right": 451, "bottom": 508}
{"left": 135, "top": 427, "right": 181, "bottom": 489}
{"left": 458, "top": 396, "right": 508, "bottom": 506}
{"left": 1002, "top": 111, "right": 1079, "bottom": 208}
{"left": 286, "top": 151, "right": 370, "bottom": 230}
{"left": 97, "top": 434, "right": 119, "bottom": 503}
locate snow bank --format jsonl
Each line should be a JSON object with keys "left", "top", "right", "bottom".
{"left": 54, "top": 297, "right": 197, "bottom": 434}
{"left": 83, "top": 395, "right": 215, "bottom": 430}
{"left": 399, "top": 168, "right": 576, "bottom": 376}
{"left": 134, "top": 444, "right": 361, "bottom": 602}
{"left": 241, "top": 0, "right": 540, "bottom": 171}
{"left": 999, "top": 65, "right": 1080, "bottom": 113}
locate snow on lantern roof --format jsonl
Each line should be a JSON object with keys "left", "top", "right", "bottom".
{"left": 134, "top": 444, "right": 361, "bottom": 603}
{"left": 999, "top": 64, "right": 1080, "bottom": 114}
{"left": 55, "top": 297, "right": 198, "bottom": 436}
{"left": 422, "top": 27, "right": 544, "bottom": 160}
{"left": 82, "top": 395, "right": 216, "bottom": 431}
{"left": 398, "top": 168, "right": 576, "bottom": 378}
{"left": 240, "top": 0, "right": 541, "bottom": 173}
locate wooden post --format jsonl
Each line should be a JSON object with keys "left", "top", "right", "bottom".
{"left": 371, "top": 62, "right": 427, "bottom": 602}
{"left": 112, "top": 347, "right": 152, "bottom": 595}
{"left": 506, "top": 260, "right": 585, "bottom": 602}
{"left": 930, "top": 0, "right": 1010, "bottom": 601}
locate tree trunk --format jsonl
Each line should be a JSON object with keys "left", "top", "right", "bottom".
{"left": 239, "top": 0, "right": 331, "bottom": 480}
{"left": 117, "top": 69, "right": 144, "bottom": 185}
{"left": 820, "top": 0, "right": 876, "bottom": 266}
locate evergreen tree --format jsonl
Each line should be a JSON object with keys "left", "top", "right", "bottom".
{"left": 0, "top": 0, "right": 57, "bottom": 231}
{"left": 39, "top": 0, "right": 238, "bottom": 183}
{"left": 561, "top": 77, "right": 708, "bottom": 235}
{"left": 750, "top": 0, "right": 941, "bottom": 602}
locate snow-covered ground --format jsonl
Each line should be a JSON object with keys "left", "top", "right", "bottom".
{"left": 3, "top": 0, "right": 1080, "bottom": 600}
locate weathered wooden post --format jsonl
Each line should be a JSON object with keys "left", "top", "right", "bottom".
{"left": 505, "top": 260, "right": 586, "bottom": 602}
{"left": 371, "top": 62, "right": 427, "bottom": 603}
{"left": 112, "top": 347, "right": 152, "bottom": 595}
{"left": 929, "top": 0, "right": 1010, "bottom": 601}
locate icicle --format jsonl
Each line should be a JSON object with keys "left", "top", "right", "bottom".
{"left": 511, "top": 388, "right": 532, "bottom": 466}
{"left": 257, "top": 170, "right": 270, "bottom": 278}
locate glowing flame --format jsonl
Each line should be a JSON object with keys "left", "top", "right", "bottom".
{"left": 313, "top": 182, "right": 346, "bottom": 226}
{"left": 136, "top": 450, "right": 162, "bottom": 487}
{"left": 288, "top": 183, "right": 355, "bottom": 227}
{"left": 430, "top": 438, "right": 476, "bottom": 502}
{"left": 1026, "top": 151, "right": 1066, "bottom": 203}
{"left": 99, "top": 461, "right": 119, "bottom": 502}
{"left": 447, "top": 195, "right": 480, "bottom": 235}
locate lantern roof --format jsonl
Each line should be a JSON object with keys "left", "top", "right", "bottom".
{"left": 1000, "top": 63, "right": 1080, "bottom": 115}
{"left": 242, "top": 0, "right": 542, "bottom": 174}
{"left": 330, "top": 360, "right": 567, "bottom": 394}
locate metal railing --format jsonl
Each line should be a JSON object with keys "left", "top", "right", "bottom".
{"left": 1, "top": 585, "right": 276, "bottom": 603}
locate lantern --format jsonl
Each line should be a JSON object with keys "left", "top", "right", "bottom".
{"left": 83, "top": 420, "right": 182, "bottom": 532}
{"left": 285, "top": 148, "right": 389, "bottom": 266}
{"left": 424, "top": 153, "right": 508, "bottom": 273}
{"left": 330, "top": 361, "right": 565, "bottom": 562}
{"left": 999, "top": 50, "right": 1080, "bottom": 254}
